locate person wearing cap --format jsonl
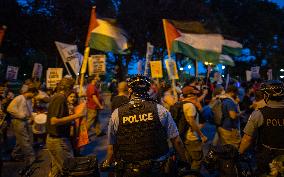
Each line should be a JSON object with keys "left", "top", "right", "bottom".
{"left": 239, "top": 80, "right": 284, "bottom": 176}
{"left": 7, "top": 85, "right": 38, "bottom": 165}
{"left": 111, "top": 81, "right": 129, "bottom": 112}
{"left": 180, "top": 85, "right": 207, "bottom": 171}
{"left": 102, "top": 75, "right": 188, "bottom": 177}
{"left": 46, "top": 78, "right": 85, "bottom": 177}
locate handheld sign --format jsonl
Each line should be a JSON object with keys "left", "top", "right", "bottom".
{"left": 165, "top": 59, "right": 179, "bottom": 80}
{"left": 46, "top": 68, "right": 63, "bottom": 89}
{"left": 150, "top": 61, "right": 163, "bottom": 78}
{"left": 88, "top": 55, "right": 106, "bottom": 76}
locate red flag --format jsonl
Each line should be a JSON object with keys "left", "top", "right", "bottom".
{"left": 0, "top": 25, "right": 7, "bottom": 46}
{"left": 162, "top": 19, "right": 180, "bottom": 56}
{"left": 85, "top": 7, "right": 99, "bottom": 47}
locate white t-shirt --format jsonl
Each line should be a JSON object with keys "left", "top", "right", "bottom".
{"left": 183, "top": 102, "right": 199, "bottom": 141}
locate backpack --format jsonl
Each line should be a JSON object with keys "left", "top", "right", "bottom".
{"left": 209, "top": 98, "right": 224, "bottom": 126}
{"left": 169, "top": 101, "right": 206, "bottom": 140}
{"left": 169, "top": 101, "right": 190, "bottom": 140}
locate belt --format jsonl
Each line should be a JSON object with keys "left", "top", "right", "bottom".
{"left": 13, "top": 117, "right": 28, "bottom": 121}
{"left": 120, "top": 153, "right": 170, "bottom": 168}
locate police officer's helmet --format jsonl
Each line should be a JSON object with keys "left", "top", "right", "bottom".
{"left": 127, "top": 75, "right": 151, "bottom": 97}
{"left": 260, "top": 80, "right": 284, "bottom": 102}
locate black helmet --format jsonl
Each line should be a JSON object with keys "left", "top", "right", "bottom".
{"left": 260, "top": 80, "right": 284, "bottom": 102}
{"left": 127, "top": 75, "right": 151, "bottom": 98}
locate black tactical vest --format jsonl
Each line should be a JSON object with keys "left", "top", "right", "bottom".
{"left": 259, "top": 106, "right": 284, "bottom": 149}
{"left": 116, "top": 100, "right": 169, "bottom": 162}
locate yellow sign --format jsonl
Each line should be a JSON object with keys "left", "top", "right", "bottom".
{"left": 165, "top": 59, "right": 179, "bottom": 80}
{"left": 46, "top": 68, "right": 63, "bottom": 89}
{"left": 150, "top": 61, "right": 163, "bottom": 78}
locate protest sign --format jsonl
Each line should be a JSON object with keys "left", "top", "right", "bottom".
{"left": 6, "top": 66, "right": 19, "bottom": 80}
{"left": 88, "top": 55, "right": 106, "bottom": 75}
{"left": 144, "top": 42, "right": 154, "bottom": 75}
{"left": 267, "top": 69, "right": 273, "bottom": 80}
{"left": 251, "top": 66, "right": 260, "bottom": 78}
{"left": 32, "top": 63, "right": 43, "bottom": 79}
{"left": 150, "top": 61, "right": 163, "bottom": 78}
{"left": 46, "top": 68, "right": 63, "bottom": 89}
{"left": 246, "top": 70, "right": 252, "bottom": 81}
{"left": 165, "top": 59, "right": 179, "bottom": 80}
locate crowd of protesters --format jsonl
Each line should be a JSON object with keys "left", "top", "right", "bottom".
{"left": 105, "top": 73, "right": 283, "bottom": 176}
{"left": 0, "top": 72, "right": 283, "bottom": 176}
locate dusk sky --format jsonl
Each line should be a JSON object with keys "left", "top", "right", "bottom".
{"left": 271, "top": 0, "right": 284, "bottom": 7}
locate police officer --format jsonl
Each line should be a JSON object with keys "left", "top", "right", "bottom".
{"left": 239, "top": 80, "right": 284, "bottom": 176}
{"left": 103, "top": 75, "right": 188, "bottom": 177}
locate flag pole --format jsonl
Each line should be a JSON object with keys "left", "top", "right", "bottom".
{"left": 195, "top": 60, "right": 198, "bottom": 77}
{"left": 63, "top": 61, "right": 72, "bottom": 76}
{"left": 162, "top": 19, "right": 177, "bottom": 100}
{"left": 79, "top": 6, "right": 96, "bottom": 97}
{"left": 55, "top": 41, "right": 72, "bottom": 75}
{"left": 79, "top": 47, "right": 90, "bottom": 96}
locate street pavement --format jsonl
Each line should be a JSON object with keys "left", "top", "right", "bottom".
{"left": 1, "top": 108, "right": 216, "bottom": 177}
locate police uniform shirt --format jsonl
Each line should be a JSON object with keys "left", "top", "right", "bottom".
{"left": 243, "top": 100, "right": 284, "bottom": 137}
{"left": 107, "top": 100, "right": 179, "bottom": 145}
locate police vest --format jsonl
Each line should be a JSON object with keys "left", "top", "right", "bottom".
{"left": 116, "top": 100, "right": 169, "bottom": 162}
{"left": 259, "top": 106, "right": 284, "bottom": 149}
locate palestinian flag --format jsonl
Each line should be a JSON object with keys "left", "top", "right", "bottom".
{"left": 163, "top": 19, "right": 223, "bottom": 63}
{"left": 222, "top": 39, "right": 243, "bottom": 56}
{"left": 85, "top": 7, "right": 129, "bottom": 54}
{"left": 219, "top": 54, "right": 235, "bottom": 66}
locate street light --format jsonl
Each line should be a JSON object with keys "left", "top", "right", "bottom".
{"left": 188, "top": 65, "right": 192, "bottom": 69}
{"left": 222, "top": 65, "right": 226, "bottom": 70}
{"left": 180, "top": 67, "right": 184, "bottom": 71}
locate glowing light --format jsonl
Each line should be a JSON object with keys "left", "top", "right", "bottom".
{"left": 23, "top": 74, "right": 26, "bottom": 76}
{"left": 222, "top": 65, "right": 226, "bottom": 70}
{"left": 77, "top": 73, "right": 80, "bottom": 76}
{"left": 280, "top": 69, "right": 284, "bottom": 72}
{"left": 188, "top": 65, "right": 192, "bottom": 69}
{"left": 222, "top": 75, "right": 225, "bottom": 77}
{"left": 280, "top": 76, "right": 284, "bottom": 79}
{"left": 180, "top": 67, "right": 184, "bottom": 71}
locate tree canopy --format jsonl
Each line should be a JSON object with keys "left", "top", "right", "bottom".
{"left": 1, "top": 0, "right": 284, "bottom": 81}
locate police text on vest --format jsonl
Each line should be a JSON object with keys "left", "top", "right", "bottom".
{"left": 123, "top": 113, "right": 153, "bottom": 124}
